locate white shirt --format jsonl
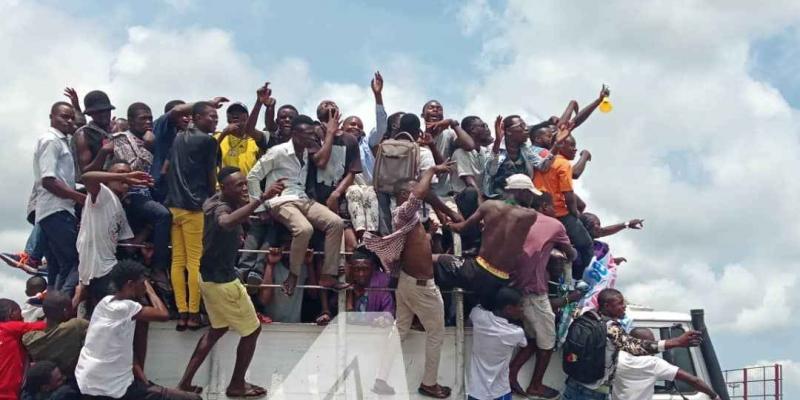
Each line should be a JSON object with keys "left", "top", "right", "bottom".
{"left": 431, "top": 128, "right": 457, "bottom": 196}
{"left": 611, "top": 352, "right": 679, "bottom": 400}
{"left": 75, "top": 296, "right": 143, "bottom": 398}
{"left": 468, "top": 306, "right": 527, "bottom": 400}
{"left": 247, "top": 140, "right": 309, "bottom": 211}
{"left": 451, "top": 146, "right": 490, "bottom": 194}
{"left": 76, "top": 184, "right": 133, "bottom": 284}
{"left": 33, "top": 127, "right": 77, "bottom": 223}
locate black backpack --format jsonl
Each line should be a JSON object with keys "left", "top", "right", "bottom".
{"left": 562, "top": 310, "right": 607, "bottom": 383}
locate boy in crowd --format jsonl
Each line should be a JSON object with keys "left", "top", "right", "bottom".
{"left": 0, "top": 299, "right": 46, "bottom": 399}
{"left": 468, "top": 287, "right": 527, "bottom": 400}
{"left": 23, "top": 291, "right": 88, "bottom": 379}
{"left": 345, "top": 247, "right": 394, "bottom": 316}
{"left": 75, "top": 260, "right": 195, "bottom": 400}
{"left": 20, "top": 361, "right": 78, "bottom": 400}
{"left": 21, "top": 276, "right": 46, "bottom": 322}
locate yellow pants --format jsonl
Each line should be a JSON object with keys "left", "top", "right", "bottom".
{"left": 169, "top": 208, "right": 204, "bottom": 313}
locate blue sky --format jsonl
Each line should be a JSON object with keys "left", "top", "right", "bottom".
{"left": 2, "top": 0, "right": 800, "bottom": 396}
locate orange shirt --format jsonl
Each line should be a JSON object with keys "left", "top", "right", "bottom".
{"left": 533, "top": 155, "right": 573, "bottom": 217}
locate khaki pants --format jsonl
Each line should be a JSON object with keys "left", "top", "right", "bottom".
{"left": 271, "top": 198, "right": 344, "bottom": 276}
{"left": 395, "top": 271, "right": 445, "bottom": 386}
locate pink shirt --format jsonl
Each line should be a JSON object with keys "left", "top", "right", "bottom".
{"left": 512, "top": 214, "right": 571, "bottom": 295}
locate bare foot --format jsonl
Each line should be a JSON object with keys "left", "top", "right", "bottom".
{"left": 282, "top": 273, "right": 298, "bottom": 296}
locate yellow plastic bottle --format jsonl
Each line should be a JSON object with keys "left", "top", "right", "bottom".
{"left": 599, "top": 96, "right": 613, "bottom": 113}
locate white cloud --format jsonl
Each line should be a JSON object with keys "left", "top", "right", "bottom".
{"left": 459, "top": 0, "right": 800, "bottom": 336}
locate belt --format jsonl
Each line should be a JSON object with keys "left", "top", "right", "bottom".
{"left": 476, "top": 256, "right": 510, "bottom": 280}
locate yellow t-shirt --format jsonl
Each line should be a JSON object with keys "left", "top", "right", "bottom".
{"left": 214, "top": 133, "right": 264, "bottom": 176}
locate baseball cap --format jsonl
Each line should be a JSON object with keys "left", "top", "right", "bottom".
{"left": 227, "top": 102, "right": 248, "bottom": 114}
{"left": 504, "top": 174, "right": 541, "bottom": 194}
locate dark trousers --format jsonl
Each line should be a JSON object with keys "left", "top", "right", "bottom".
{"left": 82, "top": 379, "right": 200, "bottom": 400}
{"left": 238, "top": 218, "right": 289, "bottom": 276}
{"left": 454, "top": 187, "right": 481, "bottom": 250}
{"left": 39, "top": 210, "right": 79, "bottom": 296}
{"left": 558, "top": 214, "right": 594, "bottom": 280}
{"left": 126, "top": 188, "right": 172, "bottom": 271}
{"left": 377, "top": 191, "right": 393, "bottom": 236}
{"left": 434, "top": 254, "right": 509, "bottom": 309}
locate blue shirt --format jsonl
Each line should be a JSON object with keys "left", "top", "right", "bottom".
{"left": 358, "top": 135, "right": 374, "bottom": 183}
{"left": 150, "top": 112, "right": 178, "bottom": 183}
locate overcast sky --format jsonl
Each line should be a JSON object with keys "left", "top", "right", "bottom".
{"left": 1, "top": 0, "right": 799, "bottom": 395}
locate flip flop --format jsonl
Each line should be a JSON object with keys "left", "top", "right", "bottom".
{"left": 418, "top": 384, "right": 451, "bottom": 399}
{"left": 226, "top": 383, "right": 267, "bottom": 399}
{"left": 525, "top": 386, "right": 560, "bottom": 400}
{"left": 178, "top": 384, "right": 203, "bottom": 394}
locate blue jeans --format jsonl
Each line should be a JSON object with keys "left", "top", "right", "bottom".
{"left": 562, "top": 378, "right": 608, "bottom": 400}
{"left": 24, "top": 223, "right": 46, "bottom": 261}
{"left": 39, "top": 210, "right": 79, "bottom": 296}
{"left": 126, "top": 187, "right": 172, "bottom": 271}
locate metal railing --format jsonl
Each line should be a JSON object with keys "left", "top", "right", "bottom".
{"left": 723, "top": 364, "right": 782, "bottom": 400}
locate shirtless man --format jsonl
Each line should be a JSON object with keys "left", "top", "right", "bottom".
{"left": 444, "top": 174, "right": 540, "bottom": 308}
{"left": 364, "top": 162, "right": 456, "bottom": 399}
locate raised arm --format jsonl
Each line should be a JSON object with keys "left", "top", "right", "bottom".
{"left": 413, "top": 161, "right": 455, "bottom": 200}
{"left": 595, "top": 219, "right": 644, "bottom": 238}
{"left": 312, "top": 109, "right": 339, "bottom": 168}
{"left": 81, "top": 171, "right": 153, "bottom": 203}
{"left": 450, "top": 120, "right": 475, "bottom": 152}
{"left": 133, "top": 280, "right": 169, "bottom": 322}
{"left": 572, "top": 85, "right": 609, "bottom": 129}
{"left": 64, "top": 87, "right": 86, "bottom": 128}
{"left": 217, "top": 180, "right": 285, "bottom": 230}
{"left": 245, "top": 82, "right": 274, "bottom": 144}
{"left": 572, "top": 149, "right": 591, "bottom": 179}
{"left": 168, "top": 96, "right": 229, "bottom": 123}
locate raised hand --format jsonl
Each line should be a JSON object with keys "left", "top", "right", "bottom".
{"left": 417, "top": 132, "right": 434, "bottom": 147}
{"left": 599, "top": 84, "right": 610, "bottom": 99}
{"left": 371, "top": 71, "right": 383, "bottom": 95}
{"left": 325, "top": 108, "right": 341, "bottom": 134}
{"left": 64, "top": 87, "right": 81, "bottom": 109}
{"left": 124, "top": 171, "right": 154, "bottom": 186}
{"left": 580, "top": 149, "right": 592, "bottom": 161}
{"left": 257, "top": 82, "right": 275, "bottom": 107}
{"left": 210, "top": 96, "right": 230, "bottom": 109}
{"left": 627, "top": 219, "right": 644, "bottom": 229}
{"left": 494, "top": 115, "right": 505, "bottom": 143}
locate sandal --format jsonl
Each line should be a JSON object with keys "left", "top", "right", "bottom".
{"left": 177, "top": 384, "right": 203, "bottom": 394}
{"left": 418, "top": 383, "right": 451, "bottom": 398}
{"left": 315, "top": 311, "right": 332, "bottom": 326}
{"left": 525, "top": 385, "right": 560, "bottom": 400}
{"left": 226, "top": 382, "right": 267, "bottom": 399}
{"left": 187, "top": 313, "right": 208, "bottom": 331}
{"left": 176, "top": 313, "right": 188, "bottom": 332}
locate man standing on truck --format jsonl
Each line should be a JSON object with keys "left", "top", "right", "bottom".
{"left": 612, "top": 328, "right": 720, "bottom": 400}
{"left": 562, "top": 288, "right": 704, "bottom": 400}
{"left": 365, "top": 162, "right": 457, "bottom": 399}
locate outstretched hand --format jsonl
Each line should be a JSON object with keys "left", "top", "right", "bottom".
{"left": 325, "top": 108, "right": 341, "bottom": 134}
{"left": 64, "top": 87, "right": 81, "bottom": 109}
{"left": 371, "top": 71, "right": 383, "bottom": 95}
{"left": 124, "top": 171, "right": 154, "bottom": 187}
{"left": 627, "top": 219, "right": 644, "bottom": 229}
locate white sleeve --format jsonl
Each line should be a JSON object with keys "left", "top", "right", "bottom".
{"left": 125, "top": 300, "right": 144, "bottom": 320}
{"left": 418, "top": 147, "right": 438, "bottom": 183}
{"left": 652, "top": 357, "right": 680, "bottom": 381}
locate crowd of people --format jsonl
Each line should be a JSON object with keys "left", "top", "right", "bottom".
{"left": 0, "top": 72, "right": 723, "bottom": 400}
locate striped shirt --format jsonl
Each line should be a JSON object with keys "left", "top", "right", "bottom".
{"left": 363, "top": 193, "right": 422, "bottom": 273}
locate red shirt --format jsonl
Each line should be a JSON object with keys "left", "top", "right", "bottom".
{"left": 0, "top": 320, "right": 46, "bottom": 400}
{"left": 512, "top": 214, "right": 571, "bottom": 295}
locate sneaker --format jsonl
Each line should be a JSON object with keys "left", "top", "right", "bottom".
{"left": 246, "top": 271, "right": 263, "bottom": 295}
{"left": 0, "top": 253, "right": 39, "bottom": 274}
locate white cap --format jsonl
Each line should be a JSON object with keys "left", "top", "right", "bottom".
{"left": 504, "top": 174, "right": 541, "bottom": 194}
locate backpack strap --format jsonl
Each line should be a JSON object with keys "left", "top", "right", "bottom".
{"left": 391, "top": 131, "right": 415, "bottom": 142}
